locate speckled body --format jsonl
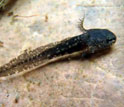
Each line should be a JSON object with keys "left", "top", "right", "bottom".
{"left": 0, "top": 29, "right": 116, "bottom": 81}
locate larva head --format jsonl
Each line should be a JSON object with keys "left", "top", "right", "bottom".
{"left": 87, "top": 29, "right": 116, "bottom": 49}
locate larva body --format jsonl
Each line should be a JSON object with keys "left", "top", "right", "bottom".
{"left": 0, "top": 29, "right": 116, "bottom": 81}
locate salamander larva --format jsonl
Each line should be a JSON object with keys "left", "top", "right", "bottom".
{"left": 0, "top": 19, "right": 116, "bottom": 81}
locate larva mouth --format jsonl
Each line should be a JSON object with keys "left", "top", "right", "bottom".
{"left": 107, "top": 38, "right": 116, "bottom": 45}
{"left": 112, "top": 39, "right": 116, "bottom": 43}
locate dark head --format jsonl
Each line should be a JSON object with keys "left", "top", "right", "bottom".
{"left": 86, "top": 29, "right": 116, "bottom": 49}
